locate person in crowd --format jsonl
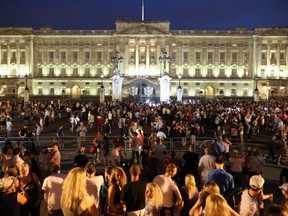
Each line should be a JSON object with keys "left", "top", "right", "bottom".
{"left": 49, "top": 143, "right": 61, "bottom": 167}
{"left": 279, "top": 183, "right": 288, "bottom": 209}
{"left": 142, "top": 149, "right": 160, "bottom": 182}
{"left": 61, "top": 167, "right": 98, "bottom": 216}
{"left": 74, "top": 146, "right": 89, "bottom": 168}
{"left": 102, "top": 133, "right": 110, "bottom": 166}
{"left": 0, "top": 141, "right": 13, "bottom": 177}
{"left": 131, "top": 131, "right": 141, "bottom": 164}
{"left": 202, "top": 194, "right": 239, "bottom": 216}
{"left": 263, "top": 204, "right": 288, "bottom": 216}
{"left": 69, "top": 114, "right": 75, "bottom": 132}
{"left": 76, "top": 121, "right": 88, "bottom": 147}
{"left": 103, "top": 118, "right": 112, "bottom": 135}
{"left": 229, "top": 149, "right": 245, "bottom": 188}
{"left": 6, "top": 117, "right": 12, "bottom": 137}
{"left": 250, "top": 147, "right": 265, "bottom": 175}
{"left": 42, "top": 164, "right": 66, "bottom": 216}
{"left": 198, "top": 147, "right": 215, "bottom": 183}
{"left": 145, "top": 183, "right": 163, "bottom": 216}
{"left": 265, "top": 135, "right": 277, "bottom": 162}
{"left": 91, "top": 133, "right": 102, "bottom": 164}
{"left": 0, "top": 176, "right": 28, "bottom": 215}
{"left": 12, "top": 147, "right": 25, "bottom": 173}
{"left": 182, "top": 144, "right": 199, "bottom": 185}
{"left": 56, "top": 125, "right": 65, "bottom": 149}
{"left": 277, "top": 136, "right": 287, "bottom": 166}
{"left": 189, "top": 181, "right": 220, "bottom": 215}
{"left": 35, "top": 123, "right": 42, "bottom": 150}
{"left": 153, "top": 163, "right": 183, "bottom": 216}
{"left": 121, "top": 164, "right": 146, "bottom": 216}
{"left": 239, "top": 175, "right": 274, "bottom": 216}
{"left": 206, "top": 155, "right": 234, "bottom": 200}
{"left": 28, "top": 150, "right": 42, "bottom": 179}
{"left": 107, "top": 167, "right": 127, "bottom": 216}
{"left": 18, "top": 162, "right": 42, "bottom": 216}
{"left": 178, "top": 174, "right": 199, "bottom": 216}
{"left": 150, "top": 137, "right": 166, "bottom": 167}
{"left": 85, "top": 162, "right": 105, "bottom": 213}
{"left": 111, "top": 142, "right": 124, "bottom": 167}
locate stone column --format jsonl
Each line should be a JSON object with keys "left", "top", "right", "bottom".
{"left": 159, "top": 75, "right": 171, "bottom": 102}
{"left": 111, "top": 75, "right": 123, "bottom": 101}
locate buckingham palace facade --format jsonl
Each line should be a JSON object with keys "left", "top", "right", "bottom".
{"left": 0, "top": 20, "right": 287, "bottom": 100}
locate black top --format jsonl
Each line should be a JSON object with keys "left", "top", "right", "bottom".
{"left": 0, "top": 192, "right": 21, "bottom": 216}
{"left": 74, "top": 154, "right": 89, "bottom": 168}
{"left": 121, "top": 180, "right": 147, "bottom": 212}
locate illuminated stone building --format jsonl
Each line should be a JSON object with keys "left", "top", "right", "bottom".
{"left": 0, "top": 20, "right": 287, "bottom": 100}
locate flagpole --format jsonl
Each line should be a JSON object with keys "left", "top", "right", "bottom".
{"left": 142, "top": 0, "right": 144, "bottom": 21}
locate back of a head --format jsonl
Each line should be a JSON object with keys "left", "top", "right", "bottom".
{"left": 51, "top": 164, "right": 61, "bottom": 174}
{"left": 203, "top": 181, "right": 220, "bottom": 195}
{"left": 204, "top": 194, "right": 229, "bottom": 216}
{"left": 129, "top": 164, "right": 141, "bottom": 177}
{"left": 215, "top": 155, "right": 225, "bottom": 165}
{"left": 85, "top": 162, "right": 96, "bottom": 175}
{"left": 166, "top": 163, "right": 177, "bottom": 173}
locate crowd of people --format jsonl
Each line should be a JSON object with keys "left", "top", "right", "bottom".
{"left": 0, "top": 98, "right": 288, "bottom": 215}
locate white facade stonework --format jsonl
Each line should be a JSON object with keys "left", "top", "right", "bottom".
{"left": 0, "top": 21, "right": 287, "bottom": 100}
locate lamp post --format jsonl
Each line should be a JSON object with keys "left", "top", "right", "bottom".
{"left": 159, "top": 51, "right": 170, "bottom": 76}
{"left": 24, "top": 74, "right": 30, "bottom": 103}
{"left": 111, "top": 51, "right": 123, "bottom": 75}
{"left": 177, "top": 73, "right": 182, "bottom": 102}
{"left": 254, "top": 75, "right": 259, "bottom": 102}
{"left": 100, "top": 72, "right": 105, "bottom": 103}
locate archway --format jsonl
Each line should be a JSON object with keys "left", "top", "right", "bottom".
{"left": 204, "top": 86, "right": 215, "bottom": 98}
{"left": 71, "top": 85, "right": 81, "bottom": 98}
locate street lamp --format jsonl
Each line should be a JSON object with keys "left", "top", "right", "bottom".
{"left": 100, "top": 72, "right": 105, "bottom": 103}
{"left": 24, "top": 74, "right": 29, "bottom": 91}
{"left": 177, "top": 73, "right": 182, "bottom": 102}
{"left": 24, "top": 74, "right": 30, "bottom": 103}
{"left": 159, "top": 51, "right": 170, "bottom": 76}
{"left": 111, "top": 51, "right": 123, "bottom": 75}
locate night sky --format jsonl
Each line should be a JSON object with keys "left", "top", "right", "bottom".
{"left": 0, "top": 0, "right": 287, "bottom": 30}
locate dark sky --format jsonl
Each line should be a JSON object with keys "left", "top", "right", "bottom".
{"left": 0, "top": 0, "right": 288, "bottom": 30}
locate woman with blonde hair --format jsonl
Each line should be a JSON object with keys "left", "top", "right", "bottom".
{"left": 145, "top": 183, "right": 163, "bottom": 216}
{"left": 107, "top": 167, "right": 127, "bottom": 216}
{"left": 204, "top": 194, "right": 239, "bottom": 216}
{"left": 189, "top": 181, "right": 220, "bottom": 216}
{"left": 61, "top": 167, "right": 98, "bottom": 216}
{"left": 179, "top": 174, "right": 199, "bottom": 216}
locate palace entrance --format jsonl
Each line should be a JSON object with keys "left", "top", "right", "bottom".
{"left": 122, "top": 77, "right": 160, "bottom": 102}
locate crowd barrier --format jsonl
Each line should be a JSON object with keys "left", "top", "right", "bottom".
{"left": 0, "top": 135, "right": 270, "bottom": 157}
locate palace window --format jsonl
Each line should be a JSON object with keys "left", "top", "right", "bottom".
{"left": 20, "top": 52, "right": 26, "bottom": 64}
{"left": 208, "top": 52, "right": 213, "bottom": 61}
{"left": 219, "top": 69, "right": 225, "bottom": 77}
{"left": 171, "top": 52, "right": 176, "bottom": 62}
{"left": 73, "top": 68, "right": 78, "bottom": 77}
{"left": 231, "top": 69, "right": 237, "bottom": 78}
{"left": 38, "top": 87, "right": 43, "bottom": 95}
{"left": 195, "top": 68, "right": 201, "bottom": 77}
{"left": 232, "top": 52, "right": 237, "bottom": 64}
{"left": 85, "top": 52, "right": 90, "bottom": 61}
{"left": 49, "top": 51, "right": 54, "bottom": 62}
{"left": 85, "top": 68, "right": 90, "bottom": 77}
{"left": 96, "top": 51, "right": 102, "bottom": 61}
{"left": 61, "top": 51, "right": 66, "bottom": 62}
{"left": 183, "top": 51, "right": 189, "bottom": 62}
{"left": 1, "top": 51, "right": 7, "bottom": 64}
{"left": 49, "top": 68, "right": 54, "bottom": 77}
{"left": 50, "top": 88, "right": 55, "bottom": 95}
{"left": 61, "top": 68, "right": 66, "bottom": 77}
{"left": 195, "top": 52, "right": 201, "bottom": 62}
{"left": 261, "top": 52, "right": 267, "bottom": 59}
{"left": 73, "top": 52, "right": 78, "bottom": 62}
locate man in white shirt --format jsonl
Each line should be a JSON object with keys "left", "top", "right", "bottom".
{"left": 153, "top": 164, "right": 183, "bottom": 216}
{"left": 42, "top": 164, "right": 66, "bottom": 216}
{"left": 198, "top": 147, "right": 215, "bottom": 183}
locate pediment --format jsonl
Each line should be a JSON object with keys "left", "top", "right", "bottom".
{"left": 116, "top": 25, "right": 170, "bottom": 35}
{"left": 260, "top": 28, "right": 288, "bottom": 36}
{"left": 0, "top": 28, "right": 32, "bottom": 35}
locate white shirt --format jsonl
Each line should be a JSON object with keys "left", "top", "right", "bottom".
{"left": 42, "top": 173, "right": 66, "bottom": 211}
{"left": 86, "top": 175, "right": 104, "bottom": 208}
{"left": 198, "top": 154, "right": 215, "bottom": 181}
{"left": 153, "top": 175, "right": 179, "bottom": 208}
